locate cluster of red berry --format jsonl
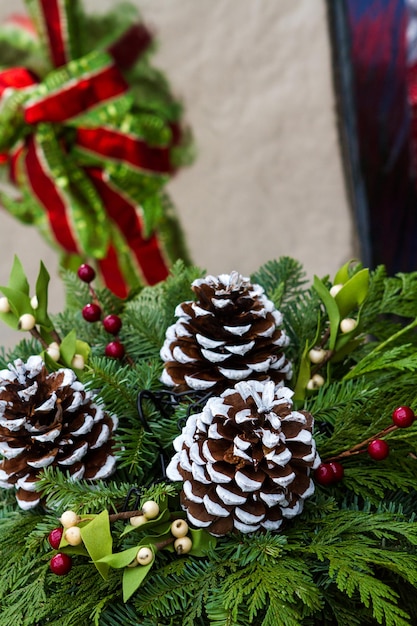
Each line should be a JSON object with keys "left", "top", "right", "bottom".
{"left": 78, "top": 264, "right": 125, "bottom": 360}
{"left": 315, "top": 405, "right": 416, "bottom": 486}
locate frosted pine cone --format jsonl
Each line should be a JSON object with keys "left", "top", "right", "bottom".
{"left": 160, "top": 272, "right": 292, "bottom": 393}
{"left": 166, "top": 379, "right": 320, "bottom": 536}
{"left": 0, "top": 356, "right": 118, "bottom": 510}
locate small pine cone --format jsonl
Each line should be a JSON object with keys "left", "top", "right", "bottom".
{"left": 160, "top": 272, "right": 292, "bottom": 393}
{"left": 166, "top": 379, "right": 320, "bottom": 536}
{"left": 0, "top": 356, "right": 118, "bottom": 510}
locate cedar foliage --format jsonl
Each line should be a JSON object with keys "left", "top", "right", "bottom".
{"left": 1, "top": 258, "right": 417, "bottom": 624}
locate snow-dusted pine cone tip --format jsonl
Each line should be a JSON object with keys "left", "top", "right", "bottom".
{"left": 0, "top": 356, "right": 118, "bottom": 510}
{"left": 160, "top": 272, "right": 292, "bottom": 393}
{"left": 166, "top": 379, "right": 320, "bottom": 536}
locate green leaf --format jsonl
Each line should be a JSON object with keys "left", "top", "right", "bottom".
{"left": 80, "top": 510, "right": 113, "bottom": 579}
{"left": 120, "top": 508, "right": 171, "bottom": 537}
{"left": 334, "top": 268, "right": 369, "bottom": 319}
{"left": 333, "top": 259, "right": 362, "bottom": 285}
{"left": 313, "top": 276, "right": 340, "bottom": 350}
{"left": 98, "top": 546, "right": 140, "bottom": 569}
{"left": 189, "top": 529, "right": 217, "bottom": 557}
{"left": 8, "top": 256, "right": 30, "bottom": 295}
{"left": 122, "top": 556, "right": 155, "bottom": 602}
{"left": 293, "top": 340, "right": 312, "bottom": 403}
{"left": 0, "top": 286, "right": 32, "bottom": 322}
{"left": 34, "top": 262, "right": 53, "bottom": 330}
{"left": 59, "top": 329, "right": 77, "bottom": 367}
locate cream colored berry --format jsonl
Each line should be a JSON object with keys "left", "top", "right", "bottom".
{"left": 174, "top": 536, "right": 193, "bottom": 555}
{"left": 46, "top": 342, "right": 60, "bottom": 362}
{"left": 71, "top": 354, "right": 85, "bottom": 370}
{"left": 308, "top": 348, "right": 326, "bottom": 364}
{"left": 60, "top": 510, "right": 80, "bottom": 528}
{"left": 330, "top": 283, "right": 343, "bottom": 297}
{"left": 142, "top": 500, "right": 159, "bottom": 520}
{"left": 136, "top": 546, "right": 154, "bottom": 565}
{"left": 65, "top": 526, "right": 82, "bottom": 546}
{"left": 130, "top": 514, "right": 148, "bottom": 528}
{"left": 30, "top": 295, "right": 38, "bottom": 309}
{"left": 18, "top": 313, "right": 36, "bottom": 331}
{"left": 306, "top": 374, "right": 325, "bottom": 390}
{"left": 340, "top": 318, "right": 357, "bottom": 334}
{"left": 0, "top": 297, "right": 10, "bottom": 313}
{"left": 170, "top": 519, "right": 189, "bottom": 538}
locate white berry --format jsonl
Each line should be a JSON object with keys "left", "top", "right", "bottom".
{"left": 308, "top": 348, "right": 326, "bottom": 364}
{"left": 71, "top": 354, "right": 85, "bottom": 370}
{"left": 30, "top": 295, "right": 38, "bottom": 309}
{"left": 136, "top": 546, "right": 154, "bottom": 565}
{"left": 170, "top": 519, "right": 189, "bottom": 538}
{"left": 46, "top": 342, "right": 61, "bottom": 362}
{"left": 174, "top": 536, "right": 193, "bottom": 555}
{"left": 18, "top": 313, "right": 36, "bottom": 331}
{"left": 130, "top": 514, "right": 148, "bottom": 527}
{"left": 340, "top": 318, "right": 357, "bottom": 334}
{"left": 0, "top": 297, "right": 10, "bottom": 313}
{"left": 306, "top": 374, "right": 325, "bottom": 390}
{"left": 60, "top": 510, "right": 80, "bottom": 528}
{"left": 142, "top": 500, "right": 159, "bottom": 520}
{"left": 65, "top": 526, "right": 82, "bottom": 546}
{"left": 330, "top": 283, "right": 343, "bottom": 297}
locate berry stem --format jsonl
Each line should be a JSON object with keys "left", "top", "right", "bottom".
{"left": 29, "top": 327, "right": 49, "bottom": 349}
{"left": 51, "top": 329, "right": 62, "bottom": 345}
{"left": 109, "top": 509, "right": 143, "bottom": 522}
{"left": 324, "top": 423, "right": 398, "bottom": 463}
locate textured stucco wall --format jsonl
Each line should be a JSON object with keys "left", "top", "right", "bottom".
{"left": 0, "top": 0, "right": 353, "bottom": 347}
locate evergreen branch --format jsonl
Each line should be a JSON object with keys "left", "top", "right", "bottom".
{"left": 36, "top": 467, "right": 131, "bottom": 514}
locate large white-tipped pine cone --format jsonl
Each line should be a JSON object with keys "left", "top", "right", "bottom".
{"left": 160, "top": 272, "right": 292, "bottom": 393}
{"left": 0, "top": 356, "right": 118, "bottom": 510}
{"left": 166, "top": 379, "right": 320, "bottom": 536}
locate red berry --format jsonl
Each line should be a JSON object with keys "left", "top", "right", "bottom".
{"left": 82, "top": 303, "right": 102, "bottom": 322}
{"left": 392, "top": 405, "right": 415, "bottom": 428}
{"left": 102, "top": 314, "right": 122, "bottom": 335}
{"left": 367, "top": 439, "right": 390, "bottom": 461}
{"left": 105, "top": 341, "right": 125, "bottom": 359}
{"left": 314, "top": 463, "right": 335, "bottom": 486}
{"left": 77, "top": 264, "right": 96, "bottom": 283}
{"left": 329, "top": 461, "right": 344, "bottom": 482}
{"left": 48, "top": 527, "right": 63, "bottom": 550}
{"left": 50, "top": 552, "right": 72, "bottom": 576}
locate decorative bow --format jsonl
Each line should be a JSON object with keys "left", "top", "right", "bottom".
{"left": 0, "top": 0, "right": 192, "bottom": 297}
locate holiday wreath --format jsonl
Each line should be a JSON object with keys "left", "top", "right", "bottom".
{"left": 0, "top": 255, "right": 416, "bottom": 625}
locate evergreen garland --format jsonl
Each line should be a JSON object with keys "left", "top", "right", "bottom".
{"left": 0, "top": 256, "right": 417, "bottom": 625}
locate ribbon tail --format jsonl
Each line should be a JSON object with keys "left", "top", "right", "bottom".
{"left": 87, "top": 167, "right": 170, "bottom": 295}
{"left": 24, "top": 0, "right": 82, "bottom": 67}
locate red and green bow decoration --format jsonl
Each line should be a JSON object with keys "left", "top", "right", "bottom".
{"left": 0, "top": 0, "right": 193, "bottom": 298}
